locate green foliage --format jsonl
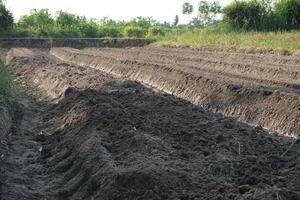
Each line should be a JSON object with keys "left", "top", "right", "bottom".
{"left": 78, "top": 20, "right": 99, "bottom": 37}
{"left": 18, "top": 9, "right": 54, "bottom": 29}
{"left": 126, "top": 17, "right": 155, "bottom": 29}
{"left": 182, "top": 2, "right": 194, "bottom": 15}
{"left": 148, "top": 26, "right": 168, "bottom": 37}
{"left": 224, "top": 0, "right": 300, "bottom": 31}
{"left": 1, "top": 0, "right": 300, "bottom": 39}
{"left": 124, "top": 26, "right": 148, "bottom": 38}
{"left": 275, "top": 0, "right": 300, "bottom": 30}
{"left": 182, "top": 1, "right": 222, "bottom": 27}
{"left": 224, "top": 1, "right": 264, "bottom": 30}
{"left": 0, "top": 60, "right": 23, "bottom": 119}
{"left": 157, "top": 26, "right": 300, "bottom": 53}
{"left": 9, "top": 9, "right": 166, "bottom": 38}
{"left": 0, "top": 1, "right": 13, "bottom": 30}
{"left": 198, "top": 0, "right": 222, "bottom": 26}
{"left": 56, "top": 11, "right": 82, "bottom": 27}
{"left": 98, "top": 26, "right": 123, "bottom": 38}
{"left": 0, "top": 60, "right": 15, "bottom": 97}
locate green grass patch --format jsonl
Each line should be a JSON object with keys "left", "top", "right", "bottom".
{"left": 0, "top": 60, "right": 23, "bottom": 119}
{"left": 156, "top": 25, "right": 300, "bottom": 54}
{"left": 0, "top": 60, "right": 16, "bottom": 97}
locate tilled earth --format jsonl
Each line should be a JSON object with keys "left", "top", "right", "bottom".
{"left": 51, "top": 46, "right": 300, "bottom": 137}
{"left": 0, "top": 47, "right": 299, "bottom": 200}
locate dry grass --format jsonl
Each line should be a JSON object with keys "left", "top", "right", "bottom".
{"left": 156, "top": 29, "right": 300, "bottom": 55}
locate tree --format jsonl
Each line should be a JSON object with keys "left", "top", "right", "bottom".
{"left": 127, "top": 17, "right": 156, "bottom": 29}
{"left": 182, "top": 2, "right": 194, "bottom": 15}
{"left": 0, "top": 0, "right": 13, "bottom": 29}
{"left": 173, "top": 15, "right": 179, "bottom": 26}
{"left": 18, "top": 9, "right": 54, "bottom": 29}
{"left": 197, "top": 0, "right": 222, "bottom": 26}
{"left": 189, "top": 17, "right": 204, "bottom": 28}
{"left": 56, "top": 11, "right": 81, "bottom": 27}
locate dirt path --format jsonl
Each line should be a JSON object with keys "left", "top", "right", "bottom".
{"left": 1, "top": 98, "right": 51, "bottom": 200}
{"left": 0, "top": 48, "right": 299, "bottom": 200}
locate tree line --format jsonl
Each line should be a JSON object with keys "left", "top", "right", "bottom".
{"left": 0, "top": 7, "right": 171, "bottom": 38}
{"left": 0, "top": 0, "right": 299, "bottom": 38}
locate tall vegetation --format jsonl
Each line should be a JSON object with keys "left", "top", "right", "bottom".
{"left": 275, "top": 0, "right": 300, "bottom": 30}
{"left": 0, "top": 0, "right": 13, "bottom": 31}
{"left": 0, "top": 60, "right": 14, "bottom": 98}
{"left": 5, "top": 9, "right": 169, "bottom": 38}
{"left": 0, "top": 60, "right": 23, "bottom": 118}
{"left": 0, "top": 0, "right": 300, "bottom": 38}
{"left": 224, "top": 0, "right": 300, "bottom": 31}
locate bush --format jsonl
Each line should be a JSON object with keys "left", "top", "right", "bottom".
{"left": 78, "top": 22, "right": 98, "bottom": 38}
{"left": 224, "top": 0, "right": 264, "bottom": 30}
{"left": 224, "top": 0, "right": 300, "bottom": 31}
{"left": 275, "top": 0, "right": 300, "bottom": 30}
{"left": 147, "top": 26, "right": 168, "bottom": 37}
{"left": 0, "top": 60, "right": 23, "bottom": 119}
{"left": 98, "top": 26, "right": 123, "bottom": 38}
{"left": 124, "top": 26, "right": 148, "bottom": 38}
{"left": 8, "top": 28, "right": 31, "bottom": 37}
{"left": 0, "top": 3, "right": 14, "bottom": 29}
{"left": 0, "top": 60, "right": 15, "bottom": 97}
{"left": 18, "top": 9, "right": 54, "bottom": 29}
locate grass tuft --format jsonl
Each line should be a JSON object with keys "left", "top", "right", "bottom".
{"left": 0, "top": 60, "right": 23, "bottom": 119}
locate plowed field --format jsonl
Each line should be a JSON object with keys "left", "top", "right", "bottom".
{"left": 0, "top": 47, "right": 299, "bottom": 200}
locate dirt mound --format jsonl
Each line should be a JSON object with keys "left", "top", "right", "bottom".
{"left": 6, "top": 48, "right": 114, "bottom": 100}
{"left": 51, "top": 47, "right": 300, "bottom": 138}
{"left": 39, "top": 82, "right": 299, "bottom": 200}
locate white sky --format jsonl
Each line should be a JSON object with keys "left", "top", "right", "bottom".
{"left": 6, "top": 0, "right": 232, "bottom": 23}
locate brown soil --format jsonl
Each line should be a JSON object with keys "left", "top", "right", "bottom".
{"left": 0, "top": 38, "right": 153, "bottom": 49}
{"left": 51, "top": 46, "right": 300, "bottom": 137}
{"left": 0, "top": 47, "right": 299, "bottom": 200}
{"left": 155, "top": 44, "right": 300, "bottom": 57}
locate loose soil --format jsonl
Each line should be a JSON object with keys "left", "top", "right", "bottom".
{"left": 51, "top": 46, "right": 300, "bottom": 137}
{"left": 0, "top": 47, "right": 299, "bottom": 200}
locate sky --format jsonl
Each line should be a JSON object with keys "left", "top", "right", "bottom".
{"left": 5, "top": 0, "right": 232, "bottom": 23}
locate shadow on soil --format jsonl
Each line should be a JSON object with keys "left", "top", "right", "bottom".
{"left": 23, "top": 80, "right": 299, "bottom": 200}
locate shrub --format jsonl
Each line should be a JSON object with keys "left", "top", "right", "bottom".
{"left": 224, "top": 0, "right": 300, "bottom": 31}
{"left": 147, "top": 26, "right": 168, "bottom": 37}
{"left": 98, "top": 26, "right": 123, "bottom": 38}
{"left": 78, "top": 21, "right": 98, "bottom": 38}
{"left": 18, "top": 9, "right": 54, "bottom": 29}
{"left": 56, "top": 11, "right": 81, "bottom": 27}
{"left": 224, "top": 0, "right": 264, "bottom": 30}
{"left": 0, "top": 60, "right": 15, "bottom": 97}
{"left": 124, "top": 26, "right": 148, "bottom": 38}
{"left": 0, "top": 60, "right": 23, "bottom": 119}
{"left": 275, "top": 0, "right": 300, "bottom": 30}
{"left": 8, "top": 27, "right": 31, "bottom": 37}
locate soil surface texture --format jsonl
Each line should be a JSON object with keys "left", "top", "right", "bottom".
{"left": 0, "top": 47, "right": 299, "bottom": 200}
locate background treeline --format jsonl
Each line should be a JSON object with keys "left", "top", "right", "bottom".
{"left": 0, "top": 0, "right": 300, "bottom": 38}
{"left": 0, "top": 8, "right": 171, "bottom": 38}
